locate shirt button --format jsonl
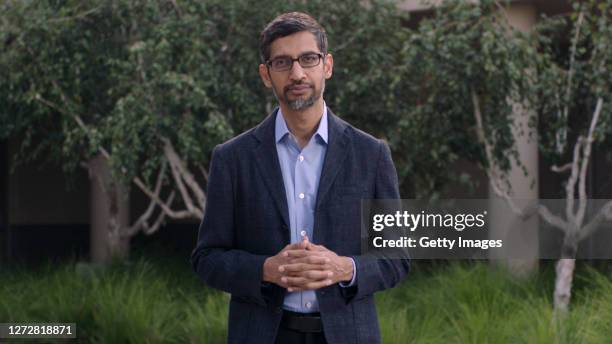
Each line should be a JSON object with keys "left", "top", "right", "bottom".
{"left": 298, "top": 155, "right": 304, "bottom": 162}
{"left": 305, "top": 302, "right": 312, "bottom": 308}
{"left": 298, "top": 193, "right": 305, "bottom": 199}
{"left": 300, "top": 230, "right": 307, "bottom": 237}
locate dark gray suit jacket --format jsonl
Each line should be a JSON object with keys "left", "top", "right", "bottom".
{"left": 191, "top": 108, "right": 410, "bottom": 344}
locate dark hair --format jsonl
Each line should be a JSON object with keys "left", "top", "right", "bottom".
{"left": 259, "top": 12, "right": 328, "bottom": 63}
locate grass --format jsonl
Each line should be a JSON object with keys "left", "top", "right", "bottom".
{"left": 377, "top": 262, "right": 612, "bottom": 344}
{"left": 1, "top": 259, "right": 611, "bottom": 343}
{"left": 0, "top": 258, "right": 228, "bottom": 344}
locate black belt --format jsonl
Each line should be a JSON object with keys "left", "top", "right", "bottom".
{"left": 281, "top": 310, "right": 323, "bottom": 333}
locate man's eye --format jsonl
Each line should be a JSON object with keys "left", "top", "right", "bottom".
{"left": 301, "top": 55, "right": 317, "bottom": 63}
{"left": 273, "top": 59, "right": 290, "bottom": 67}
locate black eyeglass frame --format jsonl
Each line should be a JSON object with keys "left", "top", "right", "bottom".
{"left": 265, "top": 52, "right": 326, "bottom": 72}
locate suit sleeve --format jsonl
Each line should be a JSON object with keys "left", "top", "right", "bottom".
{"left": 190, "top": 145, "right": 268, "bottom": 306}
{"left": 341, "top": 140, "right": 410, "bottom": 301}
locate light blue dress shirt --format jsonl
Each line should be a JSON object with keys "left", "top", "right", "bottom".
{"left": 275, "top": 104, "right": 355, "bottom": 313}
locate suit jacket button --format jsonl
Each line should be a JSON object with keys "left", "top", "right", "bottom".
{"left": 275, "top": 307, "right": 282, "bottom": 314}
{"left": 320, "top": 291, "right": 326, "bottom": 296}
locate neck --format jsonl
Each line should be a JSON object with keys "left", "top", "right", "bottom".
{"left": 279, "top": 99, "right": 325, "bottom": 148}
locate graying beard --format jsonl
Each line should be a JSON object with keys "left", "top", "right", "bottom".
{"left": 286, "top": 82, "right": 325, "bottom": 110}
{"left": 271, "top": 81, "right": 325, "bottom": 111}
{"left": 288, "top": 96, "right": 316, "bottom": 110}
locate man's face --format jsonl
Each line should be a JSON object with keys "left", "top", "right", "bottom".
{"left": 259, "top": 31, "right": 333, "bottom": 111}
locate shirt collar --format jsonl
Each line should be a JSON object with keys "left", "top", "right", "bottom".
{"left": 275, "top": 102, "right": 328, "bottom": 144}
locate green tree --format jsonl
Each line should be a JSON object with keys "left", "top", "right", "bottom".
{"left": 0, "top": 0, "right": 235, "bottom": 261}
{"left": 394, "top": 0, "right": 612, "bottom": 313}
{"left": 531, "top": 0, "right": 612, "bottom": 312}
{"left": 0, "top": 0, "right": 409, "bottom": 261}
{"left": 391, "top": 0, "right": 538, "bottom": 198}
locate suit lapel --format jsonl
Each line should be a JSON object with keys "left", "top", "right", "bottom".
{"left": 315, "top": 109, "right": 350, "bottom": 212}
{"left": 253, "top": 109, "right": 291, "bottom": 230}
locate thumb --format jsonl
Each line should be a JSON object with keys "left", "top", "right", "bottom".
{"left": 300, "top": 235, "right": 310, "bottom": 247}
{"left": 302, "top": 236, "right": 317, "bottom": 250}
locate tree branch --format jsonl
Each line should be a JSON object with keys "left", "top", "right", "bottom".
{"left": 132, "top": 174, "right": 193, "bottom": 219}
{"left": 164, "top": 142, "right": 197, "bottom": 215}
{"left": 143, "top": 192, "right": 175, "bottom": 235}
{"left": 472, "top": 88, "right": 522, "bottom": 213}
{"left": 36, "top": 88, "right": 203, "bottom": 222}
{"left": 565, "top": 136, "right": 582, "bottom": 225}
{"left": 198, "top": 163, "right": 209, "bottom": 185}
{"left": 122, "top": 161, "right": 168, "bottom": 237}
{"left": 162, "top": 138, "right": 206, "bottom": 212}
{"left": 538, "top": 204, "right": 569, "bottom": 234}
{"left": 551, "top": 163, "right": 572, "bottom": 173}
{"left": 578, "top": 200, "right": 612, "bottom": 242}
{"left": 562, "top": 8, "right": 584, "bottom": 132}
{"left": 575, "top": 98, "right": 604, "bottom": 227}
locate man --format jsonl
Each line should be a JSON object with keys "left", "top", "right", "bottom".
{"left": 191, "top": 12, "right": 410, "bottom": 344}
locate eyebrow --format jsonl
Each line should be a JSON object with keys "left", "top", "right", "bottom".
{"left": 269, "top": 51, "right": 320, "bottom": 60}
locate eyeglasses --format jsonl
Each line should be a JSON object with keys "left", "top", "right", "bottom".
{"left": 266, "top": 52, "right": 324, "bottom": 72}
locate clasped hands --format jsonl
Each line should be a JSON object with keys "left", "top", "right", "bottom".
{"left": 263, "top": 236, "right": 354, "bottom": 292}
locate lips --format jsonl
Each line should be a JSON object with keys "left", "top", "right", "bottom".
{"left": 286, "top": 84, "right": 312, "bottom": 95}
{"left": 288, "top": 85, "right": 311, "bottom": 90}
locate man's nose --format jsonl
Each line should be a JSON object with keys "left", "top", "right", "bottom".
{"left": 288, "top": 61, "right": 306, "bottom": 81}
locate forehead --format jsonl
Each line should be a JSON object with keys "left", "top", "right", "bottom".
{"left": 269, "top": 31, "right": 319, "bottom": 58}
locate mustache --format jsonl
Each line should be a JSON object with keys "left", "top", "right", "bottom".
{"left": 284, "top": 82, "right": 313, "bottom": 92}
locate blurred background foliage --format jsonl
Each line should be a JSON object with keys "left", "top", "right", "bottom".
{"left": 1, "top": 0, "right": 611, "bottom": 198}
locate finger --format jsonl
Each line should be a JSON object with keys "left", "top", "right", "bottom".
{"left": 305, "top": 242, "right": 319, "bottom": 251}
{"left": 282, "top": 272, "right": 328, "bottom": 287}
{"left": 296, "top": 238, "right": 311, "bottom": 250}
{"left": 290, "top": 279, "right": 334, "bottom": 292}
{"left": 286, "top": 266, "right": 332, "bottom": 277}
{"left": 292, "top": 270, "right": 333, "bottom": 280}
{"left": 280, "top": 263, "right": 324, "bottom": 273}
{"left": 287, "top": 255, "right": 330, "bottom": 266}
{"left": 302, "top": 236, "right": 320, "bottom": 251}
{"left": 303, "top": 237, "right": 326, "bottom": 252}
{"left": 283, "top": 241, "right": 307, "bottom": 251}
{"left": 282, "top": 276, "right": 309, "bottom": 291}
{"left": 310, "top": 243, "right": 329, "bottom": 251}
{"left": 284, "top": 249, "right": 318, "bottom": 258}
{"left": 279, "top": 257, "right": 323, "bottom": 273}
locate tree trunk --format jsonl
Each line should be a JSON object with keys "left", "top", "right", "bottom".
{"left": 488, "top": 2, "right": 540, "bottom": 276}
{"left": 89, "top": 154, "right": 130, "bottom": 264}
{"left": 554, "top": 231, "right": 579, "bottom": 312}
{"left": 553, "top": 258, "right": 576, "bottom": 312}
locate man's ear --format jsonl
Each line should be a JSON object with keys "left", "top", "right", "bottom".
{"left": 259, "top": 64, "right": 273, "bottom": 88}
{"left": 324, "top": 53, "right": 333, "bottom": 79}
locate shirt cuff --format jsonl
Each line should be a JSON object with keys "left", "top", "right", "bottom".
{"left": 338, "top": 258, "right": 357, "bottom": 287}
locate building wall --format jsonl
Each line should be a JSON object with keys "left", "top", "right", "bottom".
{"left": 7, "top": 142, "right": 89, "bottom": 225}
{"left": 4, "top": 138, "right": 90, "bottom": 263}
